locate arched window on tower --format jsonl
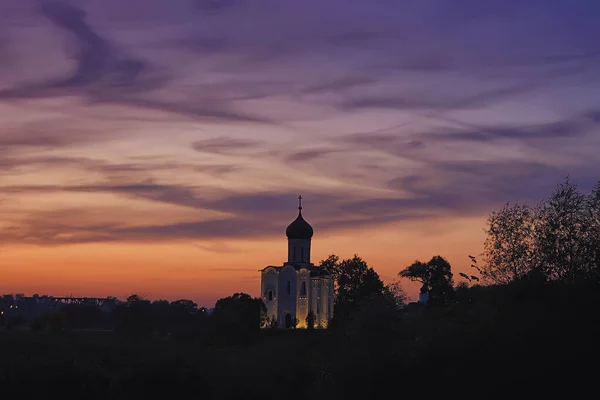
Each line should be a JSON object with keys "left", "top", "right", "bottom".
{"left": 300, "top": 281, "right": 306, "bottom": 296}
{"left": 268, "top": 290, "right": 273, "bottom": 301}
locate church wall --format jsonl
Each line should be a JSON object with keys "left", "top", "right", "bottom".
{"left": 278, "top": 265, "right": 298, "bottom": 327}
{"left": 295, "top": 268, "right": 310, "bottom": 328}
{"left": 261, "top": 268, "right": 279, "bottom": 324}
{"left": 319, "top": 277, "right": 333, "bottom": 328}
{"left": 310, "top": 277, "right": 321, "bottom": 327}
{"left": 328, "top": 277, "right": 334, "bottom": 324}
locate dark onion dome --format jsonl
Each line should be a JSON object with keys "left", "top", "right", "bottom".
{"left": 286, "top": 195, "right": 313, "bottom": 239}
{"left": 286, "top": 211, "right": 314, "bottom": 239}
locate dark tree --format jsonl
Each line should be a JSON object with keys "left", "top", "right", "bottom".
{"left": 113, "top": 294, "right": 153, "bottom": 338}
{"left": 481, "top": 178, "right": 600, "bottom": 284}
{"left": 330, "top": 255, "right": 388, "bottom": 329}
{"left": 483, "top": 202, "right": 535, "bottom": 283}
{"left": 210, "top": 293, "right": 266, "bottom": 343}
{"left": 170, "top": 299, "right": 198, "bottom": 312}
{"left": 167, "top": 299, "right": 206, "bottom": 341}
{"left": 534, "top": 178, "right": 591, "bottom": 281}
{"left": 399, "top": 255, "right": 454, "bottom": 304}
{"left": 169, "top": 299, "right": 199, "bottom": 326}
{"left": 61, "top": 302, "right": 102, "bottom": 329}
{"left": 346, "top": 291, "right": 399, "bottom": 339}
{"left": 588, "top": 181, "right": 600, "bottom": 277}
{"left": 150, "top": 300, "right": 171, "bottom": 336}
{"left": 336, "top": 255, "right": 386, "bottom": 300}
{"left": 268, "top": 316, "right": 278, "bottom": 329}
{"left": 306, "top": 310, "right": 316, "bottom": 330}
{"left": 319, "top": 254, "right": 340, "bottom": 293}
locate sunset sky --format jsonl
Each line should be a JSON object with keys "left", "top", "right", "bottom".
{"left": 1, "top": 0, "right": 600, "bottom": 306}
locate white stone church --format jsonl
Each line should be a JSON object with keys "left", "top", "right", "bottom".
{"left": 260, "top": 196, "right": 334, "bottom": 328}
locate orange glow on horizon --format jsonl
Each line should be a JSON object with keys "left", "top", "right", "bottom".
{"left": 1, "top": 215, "right": 487, "bottom": 306}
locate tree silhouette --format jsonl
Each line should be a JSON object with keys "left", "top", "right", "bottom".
{"left": 211, "top": 293, "right": 266, "bottom": 343}
{"left": 330, "top": 255, "right": 388, "bottom": 329}
{"left": 62, "top": 302, "right": 102, "bottom": 329}
{"left": 170, "top": 299, "right": 198, "bottom": 311}
{"left": 588, "top": 181, "right": 600, "bottom": 277}
{"left": 268, "top": 316, "right": 278, "bottom": 329}
{"left": 114, "top": 294, "right": 153, "bottom": 338}
{"left": 306, "top": 310, "right": 316, "bottom": 329}
{"left": 481, "top": 178, "right": 600, "bottom": 284}
{"left": 483, "top": 202, "right": 535, "bottom": 283}
{"left": 399, "top": 255, "right": 454, "bottom": 305}
{"left": 534, "top": 178, "right": 591, "bottom": 281}
{"left": 319, "top": 254, "right": 340, "bottom": 293}
{"left": 385, "top": 279, "right": 407, "bottom": 309}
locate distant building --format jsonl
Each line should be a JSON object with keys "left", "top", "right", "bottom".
{"left": 0, "top": 296, "right": 118, "bottom": 321}
{"left": 260, "top": 196, "right": 334, "bottom": 328}
{"left": 418, "top": 283, "right": 429, "bottom": 304}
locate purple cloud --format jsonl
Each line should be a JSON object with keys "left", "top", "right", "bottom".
{"left": 0, "top": 0, "right": 599, "bottom": 247}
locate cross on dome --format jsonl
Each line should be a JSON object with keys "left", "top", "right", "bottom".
{"left": 286, "top": 195, "right": 313, "bottom": 239}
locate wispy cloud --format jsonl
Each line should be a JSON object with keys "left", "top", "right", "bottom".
{"left": 1, "top": 0, "right": 600, "bottom": 249}
{"left": 192, "top": 242, "right": 241, "bottom": 254}
{"left": 340, "top": 82, "right": 539, "bottom": 112}
{"left": 284, "top": 148, "right": 337, "bottom": 163}
{"left": 191, "top": 137, "right": 264, "bottom": 154}
{"left": 0, "top": 1, "right": 270, "bottom": 124}
{"left": 300, "top": 77, "right": 377, "bottom": 95}
{"left": 0, "top": 2, "right": 162, "bottom": 99}
{"left": 423, "top": 111, "right": 600, "bottom": 142}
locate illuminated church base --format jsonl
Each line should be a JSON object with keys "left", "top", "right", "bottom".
{"left": 260, "top": 197, "right": 334, "bottom": 329}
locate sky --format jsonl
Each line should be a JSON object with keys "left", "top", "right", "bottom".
{"left": 1, "top": 0, "right": 600, "bottom": 306}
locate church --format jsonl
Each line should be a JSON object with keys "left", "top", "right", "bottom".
{"left": 260, "top": 196, "right": 334, "bottom": 329}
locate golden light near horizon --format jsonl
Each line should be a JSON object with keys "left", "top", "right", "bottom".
{"left": 0, "top": 212, "right": 488, "bottom": 305}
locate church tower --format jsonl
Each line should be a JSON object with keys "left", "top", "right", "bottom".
{"left": 260, "top": 196, "right": 334, "bottom": 329}
{"left": 285, "top": 195, "right": 313, "bottom": 265}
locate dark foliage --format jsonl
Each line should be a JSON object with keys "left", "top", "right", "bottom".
{"left": 306, "top": 310, "right": 316, "bottom": 330}
{"left": 484, "top": 178, "right": 600, "bottom": 283}
{"left": 327, "top": 255, "right": 388, "bottom": 330}
{"left": 209, "top": 292, "right": 266, "bottom": 344}
{"left": 400, "top": 255, "right": 454, "bottom": 305}
{"left": 1, "top": 280, "right": 598, "bottom": 398}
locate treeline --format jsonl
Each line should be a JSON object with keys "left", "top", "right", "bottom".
{"left": 482, "top": 178, "right": 600, "bottom": 283}
{"left": 317, "top": 178, "right": 600, "bottom": 396}
{"left": 1, "top": 293, "right": 265, "bottom": 344}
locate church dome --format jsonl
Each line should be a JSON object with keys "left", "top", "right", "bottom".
{"left": 286, "top": 196, "right": 313, "bottom": 239}
{"left": 286, "top": 212, "right": 313, "bottom": 239}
